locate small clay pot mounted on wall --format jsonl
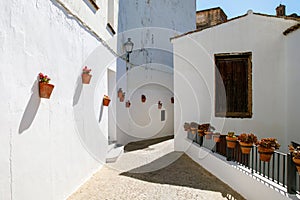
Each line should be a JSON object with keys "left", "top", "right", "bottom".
{"left": 141, "top": 95, "right": 146, "bottom": 103}
{"left": 126, "top": 100, "right": 131, "bottom": 108}
{"left": 39, "top": 82, "right": 54, "bottom": 99}
{"left": 103, "top": 95, "right": 111, "bottom": 106}
{"left": 158, "top": 101, "right": 162, "bottom": 109}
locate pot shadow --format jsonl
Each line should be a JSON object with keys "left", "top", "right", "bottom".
{"left": 18, "top": 80, "right": 41, "bottom": 134}
{"left": 121, "top": 152, "right": 245, "bottom": 200}
{"left": 73, "top": 75, "right": 83, "bottom": 106}
{"left": 98, "top": 103, "right": 104, "bottom": 123}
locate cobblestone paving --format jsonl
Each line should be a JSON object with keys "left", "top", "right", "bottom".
{"left": 68, "top": 139, "right": 245, "bottom": 200}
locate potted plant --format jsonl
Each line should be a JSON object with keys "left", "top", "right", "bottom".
{"left": 190, "top": 122, "right": 198, "bottom": 135}
{"left": 186, "top": 122, "right": 197, "bottom": 141}
{"left": 226, "top": 132, "right": 237, "bottom": 149}
{"left": 201, "top": 124, "right": 215, "bottom": 140}
{"left": 238, "top": 133, "right": 257, "bottom": 154}
{"left": 120, "top": 92, "right": 125, "bottom": 102}
{"left": 158, "top": 101, "right": 162, "bottom": 109}
{"left": 184, "top": 122, "right": 193, "bottom": 140}
{"left": 141, "top": 94, "right": 146, "bottom": 103}
{"left": 213, "top": 132, "right": 221, "bottom": 143}
{"left": 82, "top": 66, "right": 92, "bottom": 84}
{"left": 38, "top": 73, "right": 54, "bottom": 99}
{"left": 183, "top": 122, "right": 190, "bottom": 131}
{"left": 289, "top": 145, "right": 300, "bottom": 173}
{"left": 118, "top": 88, "right": 123, "bottom": 98}
{"left": 125, "top": 100, "right": 131, "bottom": 108}
{"left": 103, "top": 95, "right": 111, "bottom": 106}
{"left": 256, "top": 138, "right": 280, "bottom": 162}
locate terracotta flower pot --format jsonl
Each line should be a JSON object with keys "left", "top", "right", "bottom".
{"left": 171, "top": 97, "right": 174, "bottom": 104}
{"left": 226, "top": 136, "right": 237, "bottom": 149}
{"left": 239, "top": 142, "right": 253, "bottom": 154}
{"left": 120, "top": 95, "right": 125, "bottom": 102}
{"left": 198, "top": 130, "right": 205, "bottom": 137}
{"left": 293, "top": 158, "right": 300, "bottom": 173}
{"left": 103, "top": 96, "right": 111, "bottom": 106}
{"left": 82, "top": 73, "right": 92, "bottom": 84}
{"left": 158, "top": 101, "right": 162, "bottom": 109}
{"left": 126, "top": 100, "right": 131, "bottom": 108}
{"left": 204, "top": 131, "right": 213, "bottom": 140}
{"left": 190, "top": 128, "right": 197, "bottom": 135}
{"left": 187, "top": 131, "right": 195, "bottom": 140}
{"left": 118, "top": 88, "right": 123, "bottom": 98}
{"left": 39, "top": 82, "right": 54, "bottom": 99}
{"left": 183, "top": 123, "right": 190, "bottom": 131}
{"left": 213, "top": 135, "right": 221, "bottom": 143}
{"left": 141, "top": 95, "right": 146, "bottom": 103}
{"left": 258, "top": 146, "right": 275, "bottom": 162}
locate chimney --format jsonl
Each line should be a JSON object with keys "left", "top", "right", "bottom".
{"left": 276, "top": 4, "right": 286, "bottom": 16}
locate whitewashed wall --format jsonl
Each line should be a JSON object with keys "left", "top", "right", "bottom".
{"left": 285, "top": 28, "right": 300, "bottom": 146}
{"left": 115, "top": 0, "right": 196, "bottom": 145}
{"left": 0, "top": 0, "right": 116, "bottom": 199}
{"left": 116, "top": 65, "right": 174, "bottom": 144}
{"left": 172, "top": 12, "right": 299, "bottom": 152}
{"left": 58, "top": 0, "right": 119, "bottom": 41}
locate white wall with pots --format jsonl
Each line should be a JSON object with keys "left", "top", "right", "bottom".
{"left": 0, "top": 0, "right": 116, "bottom": 199}
{"left": 115, "top": 0, "right": 196, "bottom": 145}
{"left": 285, "top": 27, "right": 300, "bottom": 146}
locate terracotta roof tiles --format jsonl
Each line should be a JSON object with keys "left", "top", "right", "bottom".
{"left": 283, "top": 23, "right": 300, "bottom": 35}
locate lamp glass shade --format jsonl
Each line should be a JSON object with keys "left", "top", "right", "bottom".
{"left": 124, "top": 38, "right": 134, "bottom": 53}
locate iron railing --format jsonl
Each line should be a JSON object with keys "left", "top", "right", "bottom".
{"left": 186, "top": 132, "right": 300, "bottom": 194}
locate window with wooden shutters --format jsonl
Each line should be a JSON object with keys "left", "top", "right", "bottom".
{"left": 215, "top": 52, "right": 252, "bottom": 118}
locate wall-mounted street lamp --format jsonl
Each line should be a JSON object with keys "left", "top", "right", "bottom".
{"left": 124, "top": 38, "right": 134, "bottom": 69}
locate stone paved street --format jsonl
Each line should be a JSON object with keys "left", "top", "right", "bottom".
{"left": 68, "top": 139, "right": 245, "bottom": 200}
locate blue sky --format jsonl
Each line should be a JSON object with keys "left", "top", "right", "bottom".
{"left": 197, "top": 0, "right": 300, "bottom": 18}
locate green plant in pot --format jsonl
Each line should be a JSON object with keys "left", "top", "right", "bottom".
{"left": 226, "top": 132, "right": 237, "bottom": 149}
{"left": 38, "top": 73, "right": 54, "bottom": 99}
{"left": 238, "top": 133, "right": 257, "bottom": 154}
{"left": 213, "top": 132, "right": 221, "bottom": 143}
{"left": 256, "top": 138, "right": 280, "bottom": 162}
{"left": 289, "top": 145, "right": 300, "bottom": 173}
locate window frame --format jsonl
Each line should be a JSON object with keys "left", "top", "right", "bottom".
{"left": 214, "top": 52, "right": 253, "bottom": 118}
{"left": 87, "top": 0, "right": 99, "bottom": 10}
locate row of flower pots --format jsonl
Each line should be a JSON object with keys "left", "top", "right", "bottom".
{"left": 183, "top": 122, "right": 283, "bottom": 163}
{"left": 117, "top": 88, "right": 174, "bottom": 109}
{"left": 38, "top": 69, "right": 111, "bottom": 106}
{"left": 184, "top": 122, "right": 217, "bottom": 141}
{"left": 39, "top": 66, "right": 93, "bottom": 99}
{"left": 226, "top": 132, "right": 281, "bottom": 162}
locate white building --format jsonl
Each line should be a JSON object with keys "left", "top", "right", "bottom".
{"left": 0, "top": 0, "right": 196, "bottom": 199}
{"left": 172, "top": 10, "right": 300, "bottom": 152}
{"left": 115, "top": 0, "right": 196, "bottom": 145}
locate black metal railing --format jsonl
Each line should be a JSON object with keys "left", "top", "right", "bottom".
{"left": 287, "top": 141, "right": 300, "bottom": 194}
{"left": 186, "top": 132, "right": 300, "bottom": 194}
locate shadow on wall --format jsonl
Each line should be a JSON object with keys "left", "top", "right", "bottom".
{"left": 72, "top": 75, "right": 83, "bottom": 106}
{"left": 19, "top": 80, "right": 41, "bottom": 134}
{"left": 121, "top": 152, "right": 245, "bottom": 200}
{"left": 98, "top": 102, "right": 103, "bottom": 123}
{"left": 98, "top": 103, "right": 104, "bottom": 122}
